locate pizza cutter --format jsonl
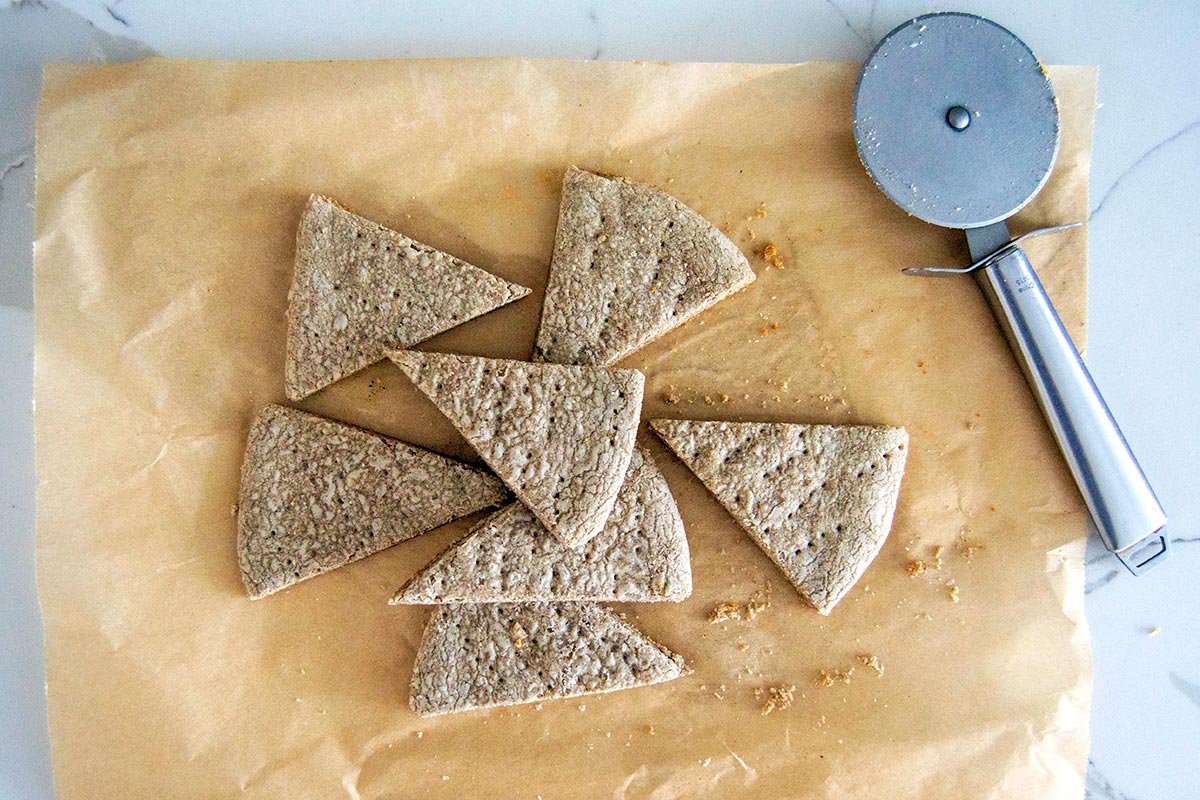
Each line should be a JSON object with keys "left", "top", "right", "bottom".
{"left": 853, "top": 12, "right": 1169, "bottom": 574}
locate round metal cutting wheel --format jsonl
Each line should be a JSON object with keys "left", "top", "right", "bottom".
{"left": 852, "top": 12, "right": 1060, "bottom": 229}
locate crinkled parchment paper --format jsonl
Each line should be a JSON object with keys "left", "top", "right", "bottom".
{"left": 34, "top": 58, "right": 1095, "bottom": 799}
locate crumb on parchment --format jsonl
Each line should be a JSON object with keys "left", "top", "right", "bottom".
{"left": 645, "top": 724, "right": 655, "bottom": 735}
{"left": 907, "top": 559, "right": 928, "bottom": 577}
{"left": 745, "top": 598, "right": 768, "bottom": 621}
{"left": 708, "top": 593, "right": 770, "bottom": 624}
{"left": 756, "top": 684, "right": 795, "bottom": 715}
{"left": 932, "top": 545, "right": 944, "bottom": 570}
{"left": 948, "top": 584, "right": 960, "bottom": 603}
{"left": 817, "top": 668, "right": 854, "bottom": 687}
{"left": 1149, "top": 627, "right": 1162, "bottom": 636}
{"left": 755, "top": 202, "right": 768, "bottom": 218}
{"left": 957, "top": 535, "right": 984, "bottom": 561}
{"left": 708, "top": 602, "right": 741, "bottom": 623}
{"left": 856, "top": 654, "right": 884, "bottom": 676}
{"left": 762, "top": 242, "right": 785, "bottom": 269}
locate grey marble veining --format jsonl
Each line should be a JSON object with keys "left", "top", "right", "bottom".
{"left": 2, "top": 1, "right": 1197, "bottom": 798}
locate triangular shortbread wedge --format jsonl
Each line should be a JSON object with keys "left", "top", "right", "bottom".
{"left": 237, "top": 404, "right": 508, "bottom": 599}
{"left": 651, "top": 419, "right": 908, "bottom": 614}
{"left": 391, "top": 447, "right": 691, "bottom": 604}
{"left": 409, "top": 601, "right": 688, "bottom": 715}
{"left": 285, "top": 195, "right": 531, "bottom": 400}
{"left": 532, "top": 167, "right": 756, "bottom": 366}
{"left": 388, "top": 351, "right": 644, "bottom": 549}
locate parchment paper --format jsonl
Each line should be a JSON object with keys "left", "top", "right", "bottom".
{"left": 34, "top": 58, "right": 1096, "bottom": 799}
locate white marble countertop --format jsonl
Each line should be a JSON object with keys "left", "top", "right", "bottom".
{"left": 2, "top": 2, "right": 1197, "bottom": 798}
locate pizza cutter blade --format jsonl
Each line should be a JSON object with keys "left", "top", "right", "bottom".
{"left": 853, "top": 12, "right": 1169, "bottom": 575}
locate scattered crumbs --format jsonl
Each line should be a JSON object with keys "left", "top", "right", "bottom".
{"left": 817, "top": 668, "right": 854, "bottom": 686}
{"left": 957, "top": 535, "right": 985, "bottom": 561}
{"left": 748, "top": 228, "right": 757, "bottom": 240}
{"left": 511, "top": 621, "right": 527, "bottom": 648}
{"left": 720, "top": 393, "right": 734, "bottom": 404}
{"left": 907, "top": 559, "right": 928, "bottom": 577}
{"left": 759, "top": 326, "right": 770, "bottom": 337}
{"left": 708, "top": 601, "right": 741, "bottom": 623}
{"left": 663, "top": 386, "right": 680, "bottom": 404}
{"left": 1149, "top": 627, "right": 1162, "bottom": 636}
{"left": 739, "top": 643, "right": 750, "bottom": 652}
{"left": 756, "top": 685, "right": 796, "bottom": 715}
{"left": 745, "top": 598, "right": 769, "bottom": 621}
{"left": 703, "top": 395, "right": 716, "bottom": 406}
{"left": 932, "top": 545, "right": 944, "bottom": 571}
{"left": 645, "top": 724, "right": 655, "bottom": 735}
{"left": 965, "top": 420, "right": 977, "bottom": 430}
{"left": 771, "top": 322, "right": 779, "bottom": 331}
{"left": 762, "top": 241, "right": 785, "bottom": 269}
{"left": 755, "top": 202, "right": 768, "bottom": 218}
{"left": 948, "top": 584, "right": 961, "bottom": 604}
{"left": 712, "top": 684, "right": 728, "bottom": 700}
{"left": 708, "top": 594, "right": 769, "bottom": 624}
{"left": 857, "top": 654, "right": 884, "bottom": 677}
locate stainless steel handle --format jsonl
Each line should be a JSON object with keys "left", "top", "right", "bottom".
{"left": 974, "top": 247, "right": 1169, "bottom": 574}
